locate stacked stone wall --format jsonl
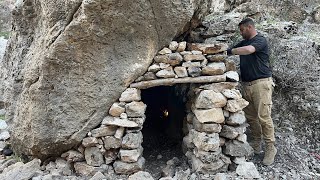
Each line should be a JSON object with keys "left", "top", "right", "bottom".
{"left": 60, "top": 41, "right": 253, "bottom": 177}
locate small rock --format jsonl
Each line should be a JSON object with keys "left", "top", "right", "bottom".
{"left": 91, "top": 126, "right": 118, "bottom": 137}
{"left": 0, "top": 141, "right": 6, "bottom": 151}
{"left": 183, "top": 54, "right": 206, "bottom": 61}
{"left": 157, "top": 154, "right": 163, "bottom": 159}
{"left": 168, "top": 53, "right": 183, "bottom": 66}
{"left": 122, "top": 132, "right": 143, "bottom": 149}
{"left": 113, "top": 157, "right": 145, "bottom": 174}
{"left": 114, "top": 127, "right": 125, "bottom": 139}
{"left": 84, "top": 147, "right": 104, "bottom": 167}
{"left": 61, "top": 150, "right": 84, "bottom": 162}
{"left": 103, "top": 117, "right": 139, "bottom": 128}
{"left": 191, "top": 50, "right": 202, "bottom": 55}
{"left": 220, "top": 125, "right": 239, "bottom": 139}
{"left": 236, "top": 162, "right": 261, "bottom": 178}
{"left": 226, "top": 111, "right": 246, "bottom": 125}
{"left": 221, "top": 89, "right": 241, "bottom": 99}
{"left": 193, "top": 147, "right": 222, "bottom": 163}
{"left": 0, "top": 130, "right": 10, "bottom": 140}
{"left": 233, "top": 156, "right": 246, "bottom": 164}
{"left": 103, "top": 136, "right": 121, "bottom": 149}
{"left": 128, "top": 171, "right": 154, "bottom": 180}
{"left": 82, "top": 137, "right": 99, "bottom": 147}
{"left": 143, "top": 72, "right": 157, "bottom": 80}
{"left": 89, "top": 171, "right": 106, "bottom": 180}
{"left": 0, "top": 159, "right": 41, "bottom": 180}
{"left": 219, "top": 137, "right": 226, "bottom": 146}
{"left": 2, "top": 148, "right": 13, "bottom": 156}
{"left": 225, "top": 71, "right": 239, "bottom": 82}
{"left": 74, "top": 162, "right": 96, "bottom": 176}
{"left": 55, "top": 158, "right": 72, "bottom": 176}
{"left": 225, "top": 99, "right": 249, "bottom": 113}
{"left": 188, "top": 43, "right": 228, "bottom": 54}
{"left": 179, "top": 51, "right": 192, "bottom": 55}
{"left": 223, "top": 110, "right": 230, "bottom": 118}
{"left": 195, "top": 90, "right": 227, "bottom": 108}
{"left": 177, "top": 41, "right": 187, "bottom": 52}
{"left": 158, "top": 47, "right": 172, "bottom": 55}
{"left": 104, "top": 149, "right": 119, "bottom": 164}
{"left": 148, "top": 64, "right": 161, "bottom": 72}
{"left": 202, "top": 62, "right": 226, "bottom": 75}
{"left": 109, "top": 103, "right": 125, "bottom": 117}
{"left": 182, "top": 61, "right": 201, "bottom": 68}
{"left": 119, "top": 88, "right": 141, "bottom": 102}
{"left": 214, "top": 173, "right": 228, "bottom": 180}
{"left": 236, "top": 134, "right": 247, "bottom": 143}
{"left": 190, "top": 130, "right": 220, "bottom": 152}
{"left": 199, "top": 82, "right": 238, "bottom": 92}
{"left": 192, "top": 108, "right": 225, "bottom": 123}
{"left": 159, "top": 63, "right": 170, "bottom": 69}
{"left": 174, "top": 66, "right": 188, "bottom": 78}
{"left": 206, "top": 54, "right": 227, "bottom": 62}
{"left": 0, "top": 120, "right": 8, "bottom": 130}
{"left": 187, "top": 66, "right": 202, "bottom": 77}
{"left": 120, "top": 113, "right": 128, "bottom": 119}
{"left": 174, "top": 168, "right": 190, "bottom": 180}
{"left": 0, "top": 109, "right": 5, "bottom": 116}
{"left": 223, "top": 140, "right": 253, "bottom": 157}
{"left": 190, "top": 155, "right": 229, "bottom": 174}
{"left": 225, "top": 59, "right": 236, "bottom": 71}
{"left": 193, "top": 117, "right": 222, "bottom": 133}
{"left": 169, "top": 41, "right": 179, "bottom": 51}
{"left": 156, "top": 67, "right": 176, "bottom": 78}
{"left": 119, "top": 147, "right": 143, "bottom": 162}
{"left": 125, "top": 101, "right": 147, "bottom": 118}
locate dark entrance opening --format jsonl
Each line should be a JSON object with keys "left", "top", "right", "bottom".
{"left": 141, "top": 85, "right": 188, "bottom": 177}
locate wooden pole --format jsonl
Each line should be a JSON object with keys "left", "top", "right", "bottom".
{"left": 130, "top": 75, "right": 226, "bottom": 89}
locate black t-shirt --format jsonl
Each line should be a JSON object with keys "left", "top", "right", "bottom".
{"left": 233, "top": 33, "right": 272, "bottom": 82}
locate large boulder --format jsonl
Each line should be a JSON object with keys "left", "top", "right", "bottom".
{"left": 1, "top": 0, "right": 212, "bottom": 158}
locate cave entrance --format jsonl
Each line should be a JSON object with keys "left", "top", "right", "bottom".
{"left": 141, "top": 85, "right": 188, "bottom": 177}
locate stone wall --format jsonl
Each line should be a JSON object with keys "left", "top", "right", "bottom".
{"left": 59, "top": 41, "right": 255, "bottom": 177}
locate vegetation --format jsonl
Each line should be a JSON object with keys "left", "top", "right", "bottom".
{"left": 0, "top": 31, "right": 9, "bottom": 39}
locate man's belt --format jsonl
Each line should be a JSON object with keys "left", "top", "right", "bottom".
{"left": 242, "top": 77, "right": 272, "bottom": 86}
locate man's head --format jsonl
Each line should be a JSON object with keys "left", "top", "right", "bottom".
{"left": 238, "top": 18, "right": 257, "bottom": 40}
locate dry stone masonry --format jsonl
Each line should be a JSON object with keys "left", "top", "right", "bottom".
{"left": 60, "top": 41, "right": 254, "bottom": 177}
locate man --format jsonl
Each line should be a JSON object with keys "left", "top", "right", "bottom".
{"left": 227, "top": 18, "right": 277, "bottom": 165}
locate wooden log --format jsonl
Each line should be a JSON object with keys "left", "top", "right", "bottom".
{"left": 130, "top": 75, "right": 226, "bottom": 89}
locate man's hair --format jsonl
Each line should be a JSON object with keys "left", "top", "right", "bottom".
{"left": 238, "top": 18, "right": 255, "bottom": 27}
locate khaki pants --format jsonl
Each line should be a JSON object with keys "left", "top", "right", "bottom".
{"left": 242, "top": 78, "right": 275, "bottom": 144}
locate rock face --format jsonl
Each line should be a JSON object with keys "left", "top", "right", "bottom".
{"left": 1, "top": 0, "right": 212, "bottom": 158}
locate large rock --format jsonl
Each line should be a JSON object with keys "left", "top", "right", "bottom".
{"left": 2, "top": 0, "right": 212, "bottom": 158}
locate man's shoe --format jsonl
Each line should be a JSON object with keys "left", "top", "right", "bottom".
{"left": 263, "top": 143, "right": 277, "bottom": 165}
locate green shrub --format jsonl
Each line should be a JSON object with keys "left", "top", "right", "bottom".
{"left": 0, "top": 31, "right": 10, "bottom": 39}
